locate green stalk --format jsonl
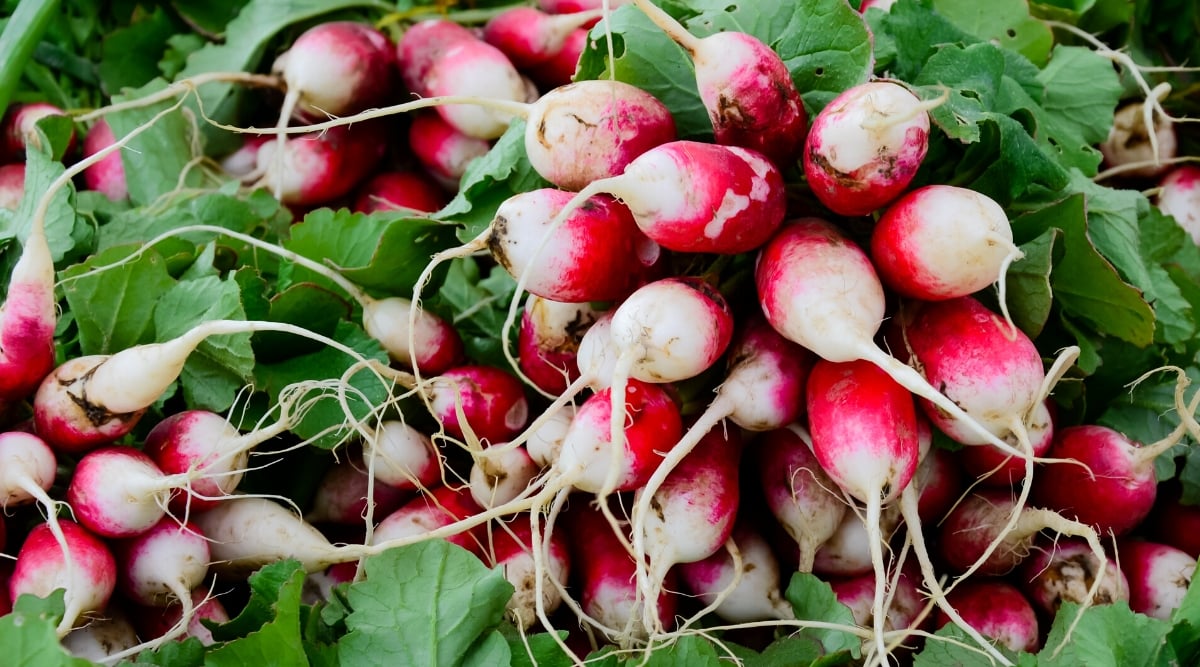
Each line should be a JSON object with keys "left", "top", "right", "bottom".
{"left": 0, "top": 0, "right": 62, "bottom": 118}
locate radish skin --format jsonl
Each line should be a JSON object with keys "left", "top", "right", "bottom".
{"left": 677, "top": 521, "right": 794, "bottom": 623}
{"left": 757, "top": 426, "right": 846, "bottom": 573}
{"left": 933, "top": 580, "right": 1040, "bottom": 653}
{"left": 1119, "top": 540, "right": 1196, "bottom": 620}
{"left": 11, "top": 521, "right": 117, "bottom": 636}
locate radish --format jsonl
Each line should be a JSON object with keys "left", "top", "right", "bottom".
{"left": 488, "top": 513, "right": 570, "bottom": 629}
{"left": 633, "top": 425, "right": 742, "bottom": 630}
{"left": 757, "top": 425, "right": 847, "bottom": 573}
{"left": 194, "top": 496, "right": 345, "bottom": 575}
{"left": 807, "top": 358, "right": 920, "bottom": 662}
{"left": 812, "top": 503, "right": 902, "bottom": 578}
{"left": 677, "top": 520, "right": 794, "bottom": 623}
{"left": 133, "top": 590, "right": 229, "bottom": 647}
{"left": 270, "top": 21, "right": 396, "bottom": 122}
{"left": 933, "top": 580, "right": 1040, "bottom": 653}
{"left": 859, "top": 0, "right": 897, "bottom": 11}
{"left": 957, "top": 399, "right": 1055, "bottom": 488}
{"left": 629, "top": 0, "right": 807, "bottom": 166}
{"left": 371, "top": 484, "right": 485, "bottom": 557}
{"left": 67, "top": 446, "right": 184, "bottom": 538}
{"left": 352, "top": 170, "right": 448, "bottom": 214}
{"left": 890, "top": 296, "right": 1049, "bottom": 449}
{"left": 527, "top": 27, "right": 588, "bottom": 89}
{"left": 486, "top": 189, "right": 660, "bottom": 303}
{"left": 525, "top": 403, "right": 575, "bottom": 468}
{"left": 1119, "top": 540, "right": 1196, "bottom": 620}
{"left": 912, "top": 442, "right": 962, "bottom": 524}
{"left": 1100, "top": 99, "right": 1176, "bottom": 179}
{"left": 220, "top": 135, "right": 269, "bottom": 179}
{"left": 755, "top": 218, "right": 1032, "bottom": 460}
{"left": 1032, "top": 425, "right": 1179, "bottom": 537}
{"left": 0, "top": 163, "right": 24, "bottom": 210}
{"left": 364, "top": 420, "right": 443, "bottom": 491}
{"left": 0, "top": 185, "right": 56, "bottom": 405}
{"left": 483, "top": 7, "right": 602, "bottom": 69}
{"left": 60, "top": 605, "right": 139, "bottom": 661}
{"left": 869, "top": 185, "right": 1021, "bottom": 301}
{"left": 254, "top": 121, "right": 386, "bottom": 207}
{"left": 82, "top": 120, "right": 128, "bottom": 201}
{"left": 803, "top": 81, "right": 935, "bottom": 216}
{"left": 407, "top": 112, "right": 491, "bottom": 190}
{"left": 0, "top": 431, "right": 70, "bottom": 581}
{"left": 469, "top": 444, "right": 539, "bottom": 508}
{"left": 306, "top": 454, "right": 410, "bottom": 525}
{"left": 2, "top": 101, "right": 74, "bottom": 159}
{"left": 1019, "top": 538, "right": 1129, "bottom": 617}
{"left": 10, "top": 520, "right": 117, "bottom": 635}
{"left": 541, "top": 0, "right": 631, "bottom": 13}
{"left": 427, "top": 365, "right": 529, "bottom": 447}
{"left": 518, "top": 296, "right": 603, "bottom": 396}
{"left": 114, "top": 517, "right": 210, "bottom": 608}
{"left": 1157, "top": 165, "right": 1200, "bottom": 244}
{"left": 396, "top": 20, "right": 478, "bottom": 95}
{"left": 829, "top": 565, "right": 926, "bottom": 637}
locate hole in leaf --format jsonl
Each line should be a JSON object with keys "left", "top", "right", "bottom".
{"left": 961, "top": 89, "right": 980, "bottom": 100}
{"left": 1006, "top": 28, "right": 1017, "bottom": 38}
{"left": 814, "top": 67, "right": 824, "bottom": 77}
{"left": 725, "top": 4, "right": 738, "bottom": 11}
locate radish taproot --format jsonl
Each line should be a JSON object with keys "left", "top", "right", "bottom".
{"left": 757, "top": 425, "right": 846, "bottom": 573}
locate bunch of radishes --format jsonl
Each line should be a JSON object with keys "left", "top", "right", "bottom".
{"left": 1, "top": 0, "right": 1199, "bottom": 664}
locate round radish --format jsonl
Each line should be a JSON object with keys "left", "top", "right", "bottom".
{"left": 11, "top": 520, "right": 117, "bottom": 635}
{"left": 756, "top": 425, "right": 846, "bottom": 572}
{"left": 933, "top": 580, "right": 1040, "bottom": 653}
{"left": 1119, "top": 540, "right": 1196, "bottom": 620}
{"left": 353, "top": 171, "right": 448, "bottom": 214}
{"left": 82, "top": 120, "right": 128, "bottom": 201}
{"left": 677, "top": 520, "right": 794, "bottom": 623}
{"left": 1157, "top": 165, "right": 1200, "bottom": 244}
{"left": 271, "top": 21, "right": 396, "bottom": 121}
{"left": 427, "top": 365, "right": 529, "bottom": 446}
{"left": 407, "top": 112, "right": 491, "bottom": 190}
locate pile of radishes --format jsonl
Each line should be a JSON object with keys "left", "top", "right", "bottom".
{"left": 2, "top": 0, "right": 1200, "bottom": 664}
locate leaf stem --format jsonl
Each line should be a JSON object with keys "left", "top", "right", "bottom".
{"left": 0, "top": 0, "right": 62, "bottom": 118}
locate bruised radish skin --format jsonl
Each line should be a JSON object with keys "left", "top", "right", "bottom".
{"left": 61, "top": 605, "right": 139, "bottom": 661}
{"left": 1020, "top": 538, "right": 1129, "bottom": 617}
{"left": 1157, "top": 165, "right": 1200, "bottom": 244}
{"left": 933, "top": 580, "right": 1040, "bottom": 653}
{"left": 1100, "top": 101, "right": 1176, "bottom": 179}
{"left": 632, "top": 0, "right": 807, "bottom": 166}
{"left": 352, "top": 171, "right": 448, "bottom": 214}
{"left": 894, "top": 296, "right": 1045, "bottom": 446}
{"left": 870, "top": 185, "right": 1018, "bottom": 300}
{"left": 67, "top": 447, "right": 176, "bottom": 538}
{"left": 489, "top": 189, "right": 658, "bottom": 302}
{"left": 306, "top": 456, "right": 409, "bottom": 525}
{"left": 518, "top": 296, "right": 602, "bottom": 395}
{"left": 523, "top": 80, "right": 677, "bottom": 191}
{"left": 271, "top": 21, "right": 396, "bottom": 120}
{"left": 1032, "top": 425, "right": 1164, "bottom": 537}
{"left": 408, "top": 112, "right": 491, "bottom": 189}
{"left": 677, "top": 521, "right": 794, "bottom": 622}
{"left": 803, "top": 82, "right": 931, "bottom": 216}
{"left": 82, "top": 120, "right": 128, "bottom": 201}
{"left": 35, "top": 354, "right": 148, "bottom": 454}
{"left": 489, "top": 514, "right": 570, "bottom": 628}
{"left": 757, "top": 426, "right": 846, "bottom": 572}
{"left": 428, "top": 365, "right": 529, "bottom": 446}
{"left": 11, "top": 521, "right": 117, "bottom": 634}
{"left": 1120, "top": 540, "right": 1196, "bottom": 620}
{"left": 0, "top": 163, "right": 24, "bottom": 210}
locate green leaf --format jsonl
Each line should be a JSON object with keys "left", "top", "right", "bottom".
{"left": 1010, "top": 194, "right": 1154, "bottom": 346}
{"left": 98, "top": 189, "right": 289, "bottom": 251}
{"left": 205, "top": 560, "right": 310, "bottom": 667}
{"left": 461, "top": 631, "right": 513, "bottom": 667}
{"left": 337, "top": 540, "right": 515, "bottom": 667}
{"left": 681, "top": 0, "right": 873, "bottom": 113}
{"left": 867, "top": 0, "right": 974, "bottom": 82}
{"left": 1166, "top": 568, "right": 1200, "bottom": 664}
{"left": 1005, "top": 227, "right": 1059, "bottom": 338}
{"left": 931, "top": 0, "right": 1054, "bottom": 65}
{"left": 0, "top": 592, "right": 94, "bottom": 667}
{"left": 642, "top": 636, "right": 722, "bottom": 666}
{"left": 1039, "top": 601, "right": 1171, "bottom": 666}
{"left": 1031, "top": 45, "right": 1122, "bottom": 176}
{"left": 957, "top": 113, "right": 1070, "bottom": 205}
{"left": 435, "top": 120, "right": 552, "bottom": 243}
{"left": 177, "top": 0, "right": 391, "bottom": 152}
{"left": 253, "top": 283, "right": 351, "bottom": 362}
{"left": 97, "top": 7, "right": 178, "bottom": 93}
{"left": 127, "top": 638, "right": 207, "bottom": 666}
{"left": 285, "top": 208, "right": 458, "bottom": 297}
{"left": 784, "top": 573, "right": 861, "bottom": 657}
{"left": 106, "top": 78, "right": 208, "bottom": 207}
{"left": 60, "top": 244, "right": 178, "bottom": 354}
{"left": 252, "top": 320, "right": 390, "bottom": 448}
{"left": 1098, "top": 365, "right": 1198, "bottom": 462}
{"left": 913, "top": 42, "right": 1005, "bottom": 144}
{"left": 501, "top": 627, "right": 572, "bottom": 667}
{"left": 153, "top": 274, "right": 255, "bottom": 413}
{"left": 428, "top": 257, "right": 518, "bottom": 368}
{"left": 0, "top": 124, "right": 82, "bottom": 264}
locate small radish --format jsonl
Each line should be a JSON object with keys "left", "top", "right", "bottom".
{"left": 82, "top": 120, "right": 128, "bottom": 201}
{"left": 407, "top": 112, "right": 491, "bottom": 189}
{"left": 630, "top": 0, "right": 807, "bottom": 166}
{"left": 306, "top": 454, "right": 410, "bottom": 525}
{"left": 397, "top": 20, "right": 479, "bottom": 95}
{"left": 1100, "top": 98, "right": 1176, "bottom": 179}
{"left": 913, "top": 441, "right": 963, "bottom": 524}
{"left": 469, "top": 444, "right": 539, "bottom": 508}
{"left": 427, "top": 365, "right": 530, "bottom": 447}
{"left": 829, "top": 565, "right": 926, "bottom": 636}
{"left": 193, "top": 496, "right": 345, "bottom": 575}
{"left": 1019, "top": 538, "right": 1129, "bottom": 617}
{"left": 0, "top": 185, "right": 57, "bottom": 403}
{"left": 757, "top": 425, "right": 847, "bottom": 573}
{"left": 957, "top": 399, "right": 1055, "bottom": 488}
{"left": 10, "top": 520, "right": 117, "bottom": 635}
{"left": 0, "top": 163, "right": 24, "bottom": 210}
{"left": 352, "top": 170, "right": 448, "bottom": 214}
{"left": 527, "top": 27, "right": 588, "bottom": 89}
{"left": 271, "top": 21, "right": 396, "bottom": 122}
{"left": 525, "top": 403, "right": 575, "bottom": 468}
{"left": 255, "top": 121, "right": 386, "bottom": 207}
{"left": 113, "top": 517, "right": 210, "bottom": 608}
{"left": 807, "top": 358, "right": 920, "bottom": 660}
{"left": 0, "top": 431, "right": 70, "bottom": 573}
{"left": 677, "top": 520, "right": 794, "bottom": 623}
{"left": 220, "top": 135, "right": 269, "bottom": 179}
{"left": 1157, "top": 165, "right": 1200, "bottom": 244}
{"left": 1119, "top": 540, "right": 1196, "bottom": 620}
{"left": 411, "top": 29, "right": 529, "bottom": 139}
{"left": 933, "top": 580, "right": 1040, "bottom": 653}
{"left": 1032, "top": 425, "right": 1176, "bottom": 537}
{"left": 870, "top": 185, "right": 1021, "bottom": 300}
{"left": 755, "top": 218, "right": 1031, "bottom": 460}
{"left": 359, "top": 296, "right": 464, "bottom": 374}
{"left": 488, "top": 513, "right": 570, "bottom": 629}
{"left": 67, "top": 446, "right": 184, "bottom": 538}
{"left": 363, "top": 420, "right": 443, "bottom": 491}
{"left": 812, "top": 502, "right": 902, "bottom": 578}
{"left": 518, "top": 296, "right": 603, "bottom": 395}
{"left": 483, "top": 7, "right": 602, "bottom": 69}
{"left": 803, "top": 81, "right": 935, "bottom": 216}
{"left": 61, "top": 604, "right": 139, "bottom": 661}
{"left": 133, "top": 590, "right": 229, "bottom": 647}
{"left": 2, "top": 102, "right": 74, "bottom": 160}
{"left": 371, "top": 484, "right": 485, "bottom": 557}
{"left": 633, "top": 425, "right": 742, "bottom": 629}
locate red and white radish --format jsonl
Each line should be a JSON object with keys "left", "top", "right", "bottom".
{"left": 254, "top": 121, "right": 386, "bottom": 207}
{"left": 10, "top": 520, "right": 117, "bottom": 635}
{"left": 1119, "top": 540, "right": 1196, "bottom": 620}
{"left": 2, "top": 101, "right": 74, "bottom": 160}
{"left": 271, "top": 21, "right": 396, "bottom": 122}
{"left": 518, "top": 296, "right": 603, "bottom": 396}
{"left": 1019, "top": 538, "right": 1129, "bottom": 617}
{"left": 483, "top": 7, "right": 601, "bottom": 69}
{"left": 82, "top": 120, "right": 128, "bottom": 201}
{"left": 677, "top": 520, "right": 794, "bottom": 623}
{"left": 407, "top": 112, "right": 491, "bottom": 189}
{"left": 427, "top": 365, "right": 529, "bottom": 447}
{"left": 67, "top": 446, "right": 183, "bottom": 538}
{"left": 61, "top": 605, "right": 139, "bottom": 662}
{"left": 352, "top": 170, "right": 448, "bottom": 214}
{"left": 306, "top": 454, "right": 410, "bottom": 525}
{"left": 933, "top": 580, "right": 1040, "bottom": 654}
{"left": 0, "top": 163, "right": 24, "bottom": 210}
{"left": 371, "top": 484, "right": 485, "bottom": 557}
{"left": 803, "top": 81, "right": 934, "bottom": 216}
{"left": 1157, "top": 165, "right": 1200, "bottom": 244}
